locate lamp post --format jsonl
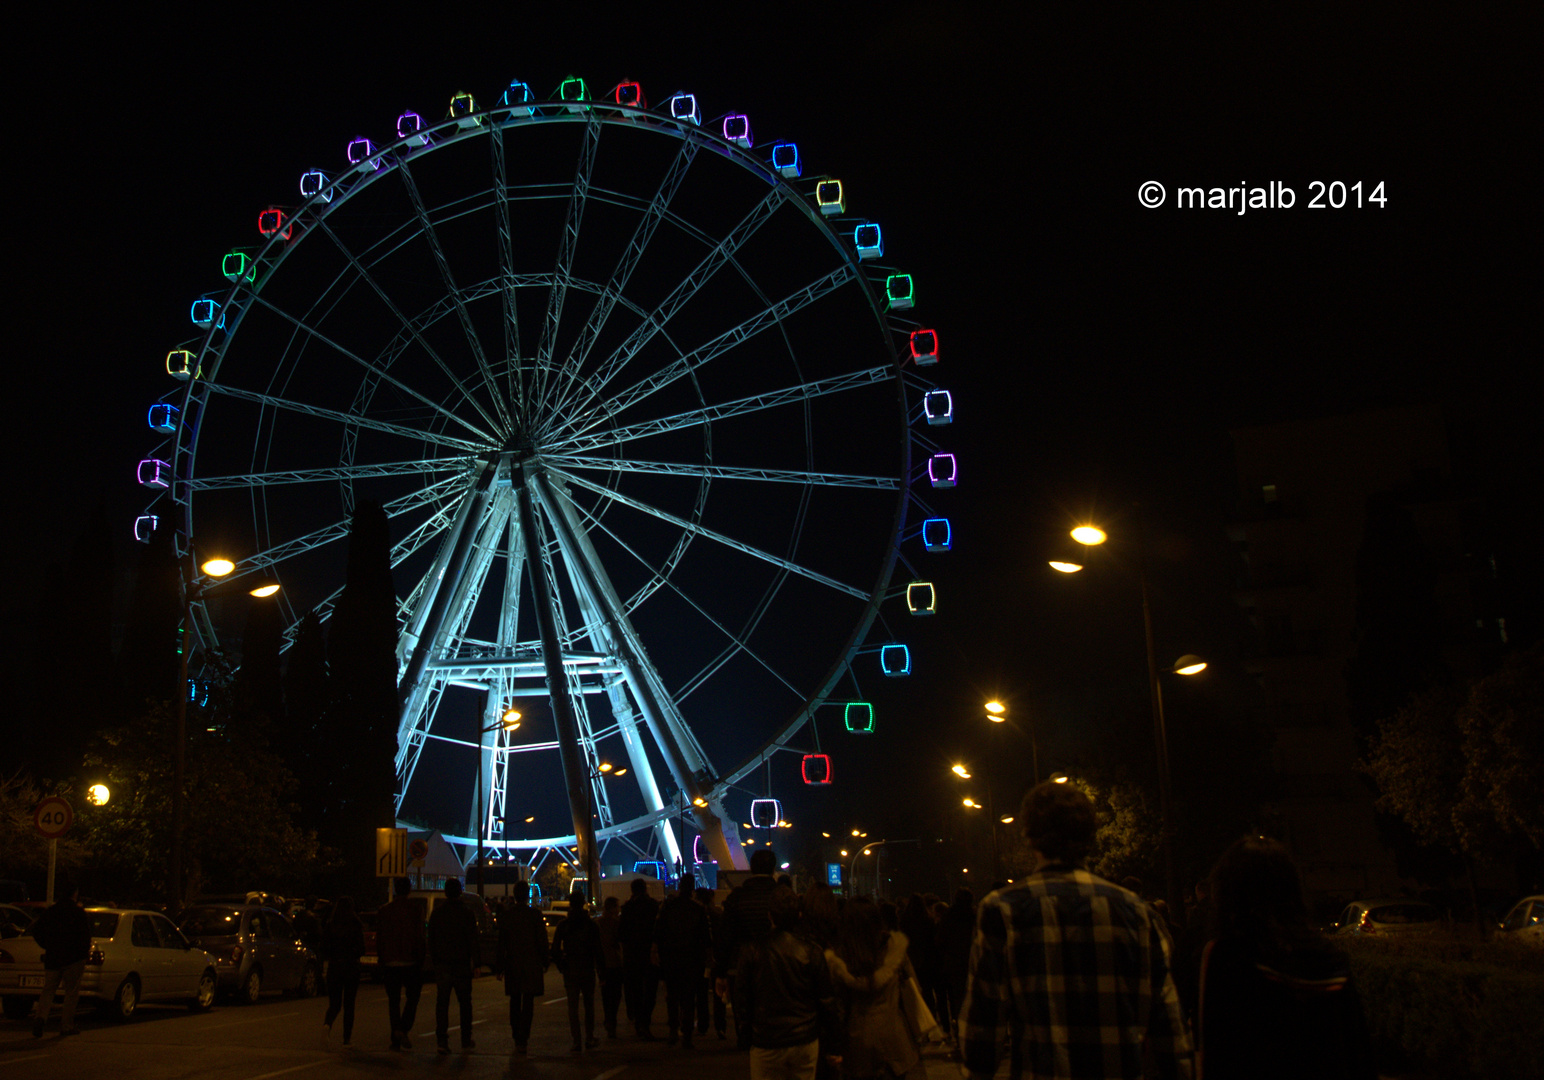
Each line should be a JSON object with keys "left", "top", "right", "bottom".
{"left": 1056, "top": 524, "right": 1205, "bottom": 914}
{"left": 846, "top": 838, "right": 925, "bottom": 899}
{"left": 474, "top": 707, "right": 522, "bottom": 896}
{"left": 953, "top": 766, "right": 1004, "bottom": 880}
{"left": 169, "top": 555, "right": 280, "bottom": 915}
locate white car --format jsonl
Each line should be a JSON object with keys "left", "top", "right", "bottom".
{"left": 0, "top": 908, "right": 218, "bottom": 1020}
{"left": 1499, "top": 895, "right": 1544, "bottom": 944}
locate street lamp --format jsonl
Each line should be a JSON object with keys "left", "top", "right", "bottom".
{"left": 1060, "top": 523, "right": 1205, "bottom": 914}
{"left": 475, "top": 708, "right": 524, "bottom": 895}
{"left": 86, "top": 784, "right": 110, "bottom": 806}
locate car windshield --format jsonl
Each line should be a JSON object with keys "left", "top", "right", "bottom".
{"left": 179, "top": 907, "right": 242, "bottom": 936}
{"left": 1372, "top": 904, "right": 1438, "bottom": 924}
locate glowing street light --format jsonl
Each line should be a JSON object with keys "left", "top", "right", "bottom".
{"left": 201, "top": 557, "right": 235, "bottom": 577}
{"left": 1172, "top": 654, "right": 1208, "bottom": 676}
{"left": 86, "top": 784, "right": 110, "bottom": 806}
{"left": 1070, "top": 525, "right": 1107, "bottom": 546}
{"left": 951, "top": 764, "right": 972, "bottom": 779}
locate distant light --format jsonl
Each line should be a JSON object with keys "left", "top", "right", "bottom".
{"left": 952, "top": 764, "right": 971, "bottom": 779}
{"left": 249, "top": 584, "right": 280, "bottom": 598}
{"left": 202, "top": 558, "right": 235, "bottom": 577}
{"left": 524, "top": 816, "right": 535, "bottom": 823}
{"left": 840, "top": 850, "right": 849, "bottom": 857}
{"left": 1052, "top": 775, "right": 1069, "bottom": 785}
{"left": 614, "top": 768, "right": 627, "bottom": 777}
{"left": 822, "top": 832, "right": 831, "bottom": 838}
{"left": 87, "top": 784, "right": 110, "bottom": 806}
{"left": 692, "top": 796, "right": 708, "bottom": 807}
{"left": 1071, "top": 525, "right": 1107, "bottom": 546}
{"left": 502, "top": 708, "right": 522, "bottom": 731}
{"left": 852, "top": 829, "right": 861, "bottom": 837}
{"left": 780, "top": 862, "right": 790, "bottom": 870}
{"left": 999, "top": 815, "right": 1015, "bottom": 824}
{"left": 1049, "top": 560, "right": 1084, "bottom": 573}
{"left": 984, "top": 701, "right": 1006, "bottom": 715}
{"left": 862, "top": 849, "right": 872, "bottom": 856}
{"left": 963, "top": 798, "right": 979, "bottom": 808}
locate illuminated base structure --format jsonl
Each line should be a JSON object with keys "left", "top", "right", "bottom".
{"left": 137, "top": 76, "right": 959, "bottom": 882}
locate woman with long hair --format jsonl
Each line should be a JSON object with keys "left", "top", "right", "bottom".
{"left": 1199, "top": 837, "right": 1375, "bottom": 1079}
{"left": 321, "top": 895, "right": 365, "bottom": 1048}
{"left": 824, "top": 898, "right": 927, "bottom": 1080}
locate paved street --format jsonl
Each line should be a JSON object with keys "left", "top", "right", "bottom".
{"left": 0, "top": 976, "right": 963, "bottom": 1080}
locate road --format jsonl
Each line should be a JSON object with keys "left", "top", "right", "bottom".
{"left": 0, "top": 976, "right": 964, "bottom": 1080}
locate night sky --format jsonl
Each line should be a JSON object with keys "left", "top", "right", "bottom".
{"left": 9, "top": 4, "right": 1532, "bottom": 886}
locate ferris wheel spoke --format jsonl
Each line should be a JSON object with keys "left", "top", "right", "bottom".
{"left": 575, "top": 500, "right": 805, "bottom": 704}
{"left": 394, "top": 161, "right": 513, "bottom": 435}
{"left": 532, "top": 117, "right": 602, "bottom": 420}
{"left": 553, "top": 264, "right": 860, "bottom": 443}
{"left": 564, "top": 185, "right": 789, "bottom": 420}
{"left": 545, "top": 454, "right": 900, "bottom": 490}
{"left": 545, "top": 139, "right": 701, "bottom": 423}
{"left": 251, "top": 471, "right": 472, "bottom": 589}
{"left": 491, "top": 125, "right": 526, "bottom": 422}
{"left": 187, "top": 456, "right": 470, "bottom": 491}
{"left": 548, "top": 364, "right": 894, "bottom": 456}
{"left": 201, "top": 382, "right": 488, "bottom": 454}
{"left": 312, "top": 217, "right": 509, "bottom": 437}
{"left": 552, "top": 468, "right": 870, "bottom": 601}
{"left": 244, "top": 293, "right": 501, "bottom": 447}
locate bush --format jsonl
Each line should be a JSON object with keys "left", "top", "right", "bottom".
{"left": 1343, "top": 935, "right": 1544, "bottom": 1079}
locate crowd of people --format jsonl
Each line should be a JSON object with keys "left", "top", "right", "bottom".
{"left": 21, "top": 781, "right": 1378, "bottom": 1078}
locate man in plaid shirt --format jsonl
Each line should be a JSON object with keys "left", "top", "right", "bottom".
{"left": 960, "top": 782, "right": 1194, "bottom": 1080}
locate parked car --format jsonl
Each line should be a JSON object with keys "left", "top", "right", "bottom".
{"left": 1333, "top": 898, "right": 1441, "bottom": 936}
{"left": 0, "top": 905, "right": 37, "bottom": 939}
{"left": 0, "top": 908, "right": 217, "bottom": 1020}
{"left": 177, "top": 904, "right": 319, "bottom": 1003}
{"left": 1498, "top": 895, "right": 1544, "bottom": 944}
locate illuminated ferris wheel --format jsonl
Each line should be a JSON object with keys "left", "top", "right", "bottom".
{"left": 136, "top": 76, "right": 958, "bottom": 878}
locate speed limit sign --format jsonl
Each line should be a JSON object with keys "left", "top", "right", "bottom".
{"left": 34, "top": 796, "right": 73, "bottom": 839}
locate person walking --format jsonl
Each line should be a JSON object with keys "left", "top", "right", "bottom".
{"left": 427, "top": 878, "right": 480, "bottom": 1053}
{"left": 716, "top": 847, "right": 780, "bottom": 1048}
{"left": 734, "top": 884, "right": 846, "bottom": 1080}
{"left": 959, "top": 780, "right": 1193, "bottom": 1080}
{"left": 597, "top": 894, "right": 626, "bottom": 1038}
{"left": 551, "top": 888, "right": 603, "bottom": 1052}
{"left": 824, "top": 897, "right": 927, "bottom": 1080}
{"left": 618, "top": 876, "right": 661, "bottom": 1038}
{"left": 934, "top": 887, "right": 974, "bottom": 1047}
{"left": 320, "top": 896, "right": 366, "bottom": 1048}
{"left": 376, "top": 877, "right": 426, "bottom": 1050}
{"left": 695, "top": 885, "right": 728, "bottom": 1040}
{"left": 1196, "top": 837, "right": 1375, "bottom": 1080}
{"left": 655, "top": 873, "right": 712, "bottom": 1048}
{"left": 28, "top": 880, "right": 92, "bottom": 1039}
{"left": 493, "top": 882, "right": 549, "bottom": 1055}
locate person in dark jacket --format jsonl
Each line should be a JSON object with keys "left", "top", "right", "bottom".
{"left": 734, "top": 884, "right": 845, "bottom": 1080}
{"left": 618, "top": 876, "right": 661, "bottom": 1038}
{"left": 321, "top": 896, "right": 366, "bottom": 1047}
{"left": 552, "top": 889, "right": 603, "bottom": 1052}
{"left": 493, "top": 882, "right": 548, "bottom": 1054}
{"left": 1198, "top": 837, "right": 1375, "bottom": 1080}
{"left": 29, "top": 881, "right": 92, "bottom": 1038}
{"left": 933, "top": 887, "right": 974, "bottom": 1046}
{"left": 597, "top": 894, "right": 625, "bottom": 1038}
{"left": 716, "top": 847, "right": 779, "bottom": 1047}
{"left": 427, "top": 878, "right": 479, "bottom": 1053}
{"left": 695, "top": 886, "right": 728, "bottom": 1039}
{"left": 376, "top": 877, "right": 426, "bottom": 1050}
{"left": 656, "top": 873, "right": 712, "bottom": 1048}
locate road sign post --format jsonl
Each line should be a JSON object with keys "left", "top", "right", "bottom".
{"left": 35, "top": 797, "right": 74, "bottom": 904}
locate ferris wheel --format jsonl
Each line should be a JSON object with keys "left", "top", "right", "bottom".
{"left": 136, "top": 76, "right": 958, "bottom": 878}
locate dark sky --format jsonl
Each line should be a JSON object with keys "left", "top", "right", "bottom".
{"left": 9, "top": 4, "right": 1532, "bottom": 878}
